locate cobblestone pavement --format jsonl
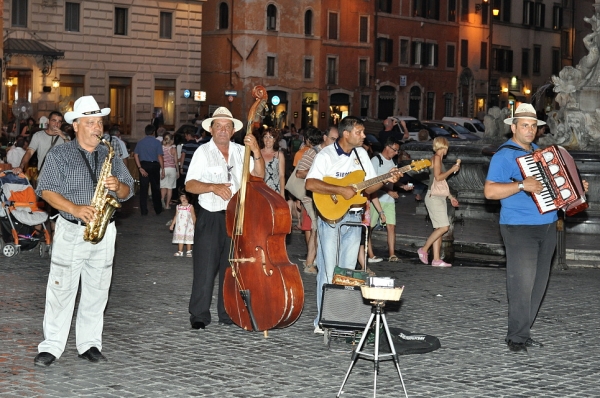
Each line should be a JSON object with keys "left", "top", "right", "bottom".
{"left": 1, "top": 197, "right": 600, "bottom": 397}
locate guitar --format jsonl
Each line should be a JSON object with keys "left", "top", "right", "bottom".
{"left": 313, "top": 159, "right": 431, "bottom": 221}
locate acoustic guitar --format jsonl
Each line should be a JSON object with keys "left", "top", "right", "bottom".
{"left": 313, "top": 159, "right": 431, "bottom": 221}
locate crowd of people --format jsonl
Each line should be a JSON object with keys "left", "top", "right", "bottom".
{"left": 16, "top": 97, "right": 585, "bottom": 369}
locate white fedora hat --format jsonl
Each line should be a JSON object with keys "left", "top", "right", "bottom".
{"left": 64, "top": 96, "right": 111, "bottom": 124}
{"left": 503, "top": 103, "right": 546, "bottom": 126}
{"left": 201, "top": 107, "right": 243, "bottom": 132}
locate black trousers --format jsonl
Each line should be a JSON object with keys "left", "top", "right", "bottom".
{"left": 189, "top": 207, "right": 232, "bottom": 326}
{"left": 139, "top": 161, "right": 162, "bottom": 215}
{"left": 500, "top": 222, "right": 556, "bottom": 344}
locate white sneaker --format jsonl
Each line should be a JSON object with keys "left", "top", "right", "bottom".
{"left": 367, "top": 256, "right": 383, "bottom": 263}
{"left": 314, "top": 326, "right": 324, "bottom": 334}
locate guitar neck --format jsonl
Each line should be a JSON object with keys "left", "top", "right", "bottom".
{"left": 354, "top": 164, "right": 411, "bottom": 192}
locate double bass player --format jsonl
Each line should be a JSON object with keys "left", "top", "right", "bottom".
{"left": 185, "top": 107, "right": 264, "bottom": 330}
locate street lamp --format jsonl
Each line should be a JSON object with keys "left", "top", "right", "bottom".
{"left": 484, "top": 1, "right": 500, "bottom": 110}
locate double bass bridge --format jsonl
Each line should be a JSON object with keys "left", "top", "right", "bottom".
{"left": 229, "top": 248, "right": 272, "bottom": 277}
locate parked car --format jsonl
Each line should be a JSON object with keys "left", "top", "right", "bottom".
{"left": 389, "top": 116, "right": 428, "bottom": 141}
{"left": 422, "top": 122, "right": 461, "bottom": 140}
{"left": 442, "top": 117, "right": 485, "bottom": 137}
{"left": 423, "top": 121, "right": 482, "bottom": 141}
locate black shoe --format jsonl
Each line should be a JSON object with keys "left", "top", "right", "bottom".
{"left": 218, "top": 320, "right": 233, "bottom": 326}
{"left": 34, "top": 352, "right": 56, "bottom": 367}
{"left": 78, "top": 347, "right": 107, "bottom": 362}
{"left": 525, "top": 338, "right": 544, "bottom": 348}
{"left": 507, "top": 340, "right": 527, "bottom": 352}
{"left": 191, "top": 321, "right": 206, "bottom": 330}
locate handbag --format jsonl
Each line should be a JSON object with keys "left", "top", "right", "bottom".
{"left": 430, "top": 179, "right": 450, "bottom": 197}
{"left": 285, "top": 165, "right": 306, "bottom": 199}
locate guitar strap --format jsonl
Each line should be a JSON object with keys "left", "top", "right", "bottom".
{"left": 352, "top": 148, "right": 366, "bottom": 173}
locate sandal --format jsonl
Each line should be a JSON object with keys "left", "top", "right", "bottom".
{"left": 174, "top": 251, "right": 183, "bottom": 257}
{"left": 186, "top": 250, "right": 193, "bottom": 257}
{"left": 388, "top": 255, "right": 401, "bottom": 262}
{"left": 365, "top": 267, "right": 376, "bottom": 276}
{"left": 303, "top": 262, "right": 317, "bottom": 274}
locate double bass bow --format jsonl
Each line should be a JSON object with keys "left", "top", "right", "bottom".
{"left": 223, "top": 85, "right": 304, "bottom": 334}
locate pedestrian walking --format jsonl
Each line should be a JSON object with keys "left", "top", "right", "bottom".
{"left": 417, "top": 137, "right": 460, "bottom": 268}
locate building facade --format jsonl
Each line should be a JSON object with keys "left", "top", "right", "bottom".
{"left": 2, "top": 0, "right": 203, "bottom": 139}
{"left": 202, "top": 0, "right": 573, "bottom": 128}
{"left": 374, "top": 1, "right": 459, "bottom": 121}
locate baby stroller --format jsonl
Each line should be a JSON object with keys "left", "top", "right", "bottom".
{"left": 0, "top": 170, "right": 52, "bottom": 258}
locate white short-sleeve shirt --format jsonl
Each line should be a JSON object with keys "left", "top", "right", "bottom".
{"left": 185, "top": 139, "right": 254, "bottom": 212}
{"left": 307, "top": 142, "right": 376, "bottom": 182}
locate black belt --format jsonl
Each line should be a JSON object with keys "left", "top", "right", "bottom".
{"left": 63, "top": 218, "right": 114, "bottom": 227}
{"left": 64, "top": 218, "right": 87, "bottom": 226}
{"left": 140, "top": 160, "right": 159, "bottom": 163}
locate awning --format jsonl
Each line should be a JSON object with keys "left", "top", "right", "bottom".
{"left": 509, "top": 91, "right": 526, "bottom": 102}
{"left": 4, "top": 38, "right": 64, "bottom": 58}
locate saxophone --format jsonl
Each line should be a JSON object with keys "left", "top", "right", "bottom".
{"left": 83, "top": 136, "right": 122, "bottom": 244}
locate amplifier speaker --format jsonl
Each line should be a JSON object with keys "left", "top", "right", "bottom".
{"left": 319, "top": 284, "right": 373, "bottom": 330}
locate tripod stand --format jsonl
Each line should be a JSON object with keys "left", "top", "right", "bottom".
{"left": 336, "top": 297, "right": 409, "bottom": 398}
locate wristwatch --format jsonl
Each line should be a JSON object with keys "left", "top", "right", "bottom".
{"left": 518, "top": 182, "right": 525, "bottom": 191}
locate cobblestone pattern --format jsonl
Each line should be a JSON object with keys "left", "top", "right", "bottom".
{"left": 1, "top": 201, "right": 600, "bottom": 397}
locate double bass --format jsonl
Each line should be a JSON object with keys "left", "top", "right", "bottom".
{"left": 223, "top": 85, "right": 304, "bottom": 333}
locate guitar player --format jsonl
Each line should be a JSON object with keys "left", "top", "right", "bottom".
{"left": 305, "top": 116, "right": 401, "bottom": 334}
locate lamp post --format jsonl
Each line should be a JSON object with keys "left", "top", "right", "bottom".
{"left": 476, "top": 0, "right": 499, "bottom": 111}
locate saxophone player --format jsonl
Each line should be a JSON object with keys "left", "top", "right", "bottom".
{"left": 33, "top": 96, "right": 134, "bottom": 367}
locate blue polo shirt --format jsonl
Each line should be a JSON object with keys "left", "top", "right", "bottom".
{"left": 134, "top": 136, "right": 163, "bottom": 162}
{"left": 486, "top": 140, "right": 557, "bottom": 225}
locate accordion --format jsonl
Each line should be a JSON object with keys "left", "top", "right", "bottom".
{"left": 516, "top": 145, "right": 588, "bottom": 216}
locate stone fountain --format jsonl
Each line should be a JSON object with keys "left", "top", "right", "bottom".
{"left": 403, "top": 2, "right": 600, "bottom": 255}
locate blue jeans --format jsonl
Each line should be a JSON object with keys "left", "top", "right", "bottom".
{"left": 500, "top": 222, "right": 556, "bottom": 343}
{"left": 314, "top": 211, "right": 362, "bottom": 327}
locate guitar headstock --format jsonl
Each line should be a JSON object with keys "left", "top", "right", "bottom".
{"left": 410, "top": 159, "right": 432, "bottom": 172}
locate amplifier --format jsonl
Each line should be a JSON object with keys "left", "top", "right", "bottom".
{"left": 319, "top": 284, "right": 373, "bottom": 330}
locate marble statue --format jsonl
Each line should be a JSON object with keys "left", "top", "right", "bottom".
{"left": 546, "top": 0, "right": 600, "bottom": 150}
